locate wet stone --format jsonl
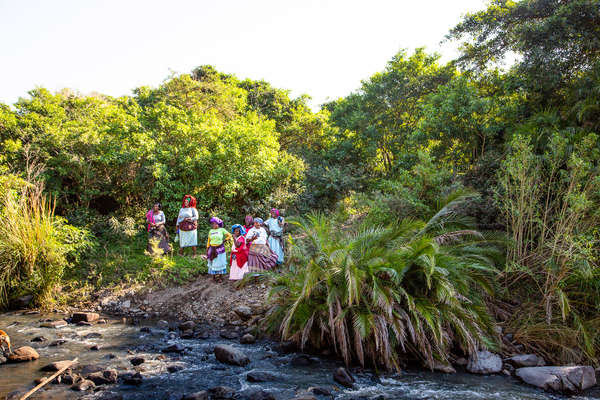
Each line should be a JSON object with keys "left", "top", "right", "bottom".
{"left": 71, "top": 312, "right": 100, "bottom": 323}
{"left": 83, "top": 332, "right": 103, "bottom": 339}
{"left": 49, "top": 339, "right": 68, "bottom": 347}
{"left": 41, "top": 360, "right": 76, "bottom": 372}
{"left": 130, "top": 356, "right": 145, "bottom": 366}
{"left": 181, "top": 392, "right": 209, "bottom": 400}
{"left": 31, "top": 335, "right": 47, "bottom": 342}
{"left": 162, "top": 343, "right": 185, "bottom": 353}
{"left": 246, "top": 370, "right": 277, "bottom": 382}
{"left": 90, "top": 344, "right": 101, "bottom": 351}
{"left": 71, "top": 379, "right": 95, "bottom": 391}
{"left": 220, "top": 330, "right": 239, "bottom": 340}
{"left": 40, "top": 320, "right": 67, "bottom": 329}
{"left": 86, "top": 369, "right": 118, "bottom": 385}
{"left": 208, "top": 386, "right": 236, "bottom": 400}
{"left": 290, "top": 355, "right": 312, "bottom": 367}
{"left": 140, "top": 326, "right": 152, "bottom": 333}
{"left": 167, "top": 363, "right": 185, "bottom": 373}
{"left": 240, "top": 333, "right": 256, "bottom": 344}
{"left": 77, "top": 321, "right": 93, "bottom": 326}
{"left": 308, "top": 386, "right": 332, "bottom": 396}
{"left": 333, "top": 367, "right": 355, "bottom": 388}
{"left": 214, "top": 344, "right": 250, "bottom": 366}
{"left": 7, "top": 346, "right": 39, "bottom": 362}
{"left": 121, "top": 371, "right": 143, "bottom": 385}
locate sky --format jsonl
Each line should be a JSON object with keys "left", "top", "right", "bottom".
{"left": 0, "top": 0, "right": 488, "bottom": 109}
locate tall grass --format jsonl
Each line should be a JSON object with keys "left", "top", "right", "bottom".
{"left": 263, "top": 194, "right": 502, "bottom": 370}
{"left": 0, "top": 176, "right": 90, "bottom": 308}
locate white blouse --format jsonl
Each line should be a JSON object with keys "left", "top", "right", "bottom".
{"left": 177, "top": 207, "right": 198, "bottom": 225}
{"left": 246, "top": 227, "right": 268, "bottom": 245}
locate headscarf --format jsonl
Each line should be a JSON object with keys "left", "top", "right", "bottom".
{"left": 231, "top": 224, "right": 246, "bottom": 235}
{"left": 271, "top": 208, "right": 280, "bottom": 217}
{"left": 244, "top": 215, "right": 254, "bottom": 226}
{"left": 182, "top": 195, "right": 196, "bottom": 208}
{"left": 210, "top": 216, "right": 224, "bottom": 228}
{"left": 254, "top": 217, "right": 264, "bottom": 225}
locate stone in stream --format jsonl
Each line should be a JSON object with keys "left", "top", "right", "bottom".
{"left": 333, "top": 367, "right": 355, "bottom": 388}
{"left": 93, "top": 392, "right": 124, "bottom": 400}
{"left": 0, "top": 355, "right": 7, "bottom": 364}
{"left": 181, "top": 392, "right": 209, "bottom": 400}
{"left": 31, "top": 335, "right": 47, "bottom": 342}
{"left": 140, "top": 326, "right": 152, "bottom": 333}
{"left": 90, "top": 344, "right": 101, "bottom": 351}
{"left": 516, "top": 366, "right": 596, "bottom": 394}
{"left": 208, "top": 386, "right": 236, "bottom": 399}
{"left": 432, "top": 361, "right": 456, "bottom": 374}
{"left": 121, "top": 371, "right": 143, "bottom": 385}
{"left": 167, "top": 363, "right": 185, "bottom": 373}
{"left": 71, "top": 312, "right": 100, "bottom": 323}
{"left": 308, "top": 386, "right": 332, "bottom": 396}
{"left": 244, "top": 390, "right": 277, "bottom": 400}
{"left": 181, "top": 329, "right": 195, "bottom": 339}
{"left": 83, "top": 332, "right": 103, "bottom": 339}
{"left": 505, "top": 354, "right": 546, "bottom": 367}
{"left": 220, "top": 330, "right": 239, "bottom": 340}
{"left": 41, "top": 360, "right": 77, "bottom": 371}
{"left": 246, "top": 370, "right": 278, "bottom": 382}
{"left": 49, "top": 339, "right": 68, "bottom": 347}
{"left": 233, "top": 305, "right": 253, "bottom": 320}
{"left": 291, "top": 395, "right": 317, "bottom": 400}
{"left": 214, "top": 344, "right": 250, "bottom": 366}
{"left": 40, "top": 320, "right": 68, "bottom": 328}
{"left": 162, "top": 343, "right": 185, "bottom": 353}
{"left": 71, "top": 379, "right": 96, "bottom": 391}
{"left": 179, "top": 320, "right": 196, "bottom": 331}
{"left": 240, "top": 333, "right": 256, "bottom": 344}
{"left": 86, "top": 368, "right": 118, "bottom": 385}
{"left": 77, "top": 321, "right": 93, "bottom": 326}
{"left": 467, "top": 350, "right": 502, "bottom": 374}
{"left": 130, "top": 356, "right": 145, "bottom": 366}
{"left": 7, "top": 346, "right": 39, "bottom": 362}
{"left": 290, "top": 354, "right": 313, "bottom": 367}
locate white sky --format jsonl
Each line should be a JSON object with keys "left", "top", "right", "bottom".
{"left": 0, "top": 0, "right": 487, "bottom": 110}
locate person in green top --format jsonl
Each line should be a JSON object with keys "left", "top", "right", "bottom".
{"left": 202, "top": 217, "right": 232, "bottom": 282}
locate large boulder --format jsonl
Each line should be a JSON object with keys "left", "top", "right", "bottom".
{"left": 71, "top": 312, "right": 99, "bottom": 323}
{"left": 333, "top": 367, "right": 355, "bottom": 388}
{"left": 505, "top": 354, "right": 545, "bottom": 367}
{"left": 467, "top": 350, "right": 502, "bottom": 374}
{"left": 8, "top": 346, "right": 39, "bottom": 362}
{"left": 86, "top": 369, "right": 118, "bottom": 385}
{"left": 516, "top": 366, "right": 596, "bottom": 394}
{"left": 41, "top": 360, "right": 76, "bottom": 371}
{"left": 214, "top": 344, "right": 250, "bottom": 366}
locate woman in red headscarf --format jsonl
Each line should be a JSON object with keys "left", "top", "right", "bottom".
{"left": 176, "top": 195, "right": 198, "bottom": 257}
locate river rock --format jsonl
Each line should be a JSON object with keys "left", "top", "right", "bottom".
{"left": 234, "top": 306, "right": 253, "bottom": 320}
{"left": 40, "top": 320, "right": 67, "bottom": 328}
{"left": 140, "top": 326, "right": 151, "bottom": 333}
{"left": 181, "top": 329, "right": 195, "bottom": 339}
{"left": 90, "top": 344, "right": 100, "bottom": 351}
{"left": 333, "top": 367, "right": 355, "bottom": 388}
{"left": 86, "top": 369, "right": 118, "bottom": 385}
{"left": 292, "top": 395, "right": 317, "bottom": 400}
{"left": 308, "top": 386, "right": 332, "bottom": 396}
{"left": 31, "top": 335, "right": 47, "bottom": 342}
{"left": 167, "top": 363, "right": 186, "bottom": 373}
{"left": 181, "top": 392, "right": 209, "bottom": 400}
{"left": 0, "top": 355, "right": 6, "bottom": 364}
{"left": 240, "top": 333, "right": 256, "bottom": 344}
{"left": 41, "top": 360, "right": 76, "bottom": 371}
{"left": 71, "top": 312, "right": 99, "bottom": 323}
{"left": 246, "top": 370, "right": 277, "bottom": 382}
{"left": 121, "top": 371, "right": 143, "bottom": 385}
{"left": 49, "top": 339, "right": 68, "bottom": 346}
{"left": 80, "top": 365, "right": 103, "bottom": 375}
{"left": 291, "top": 354, "right": 313, "bottom": 366}
{"left": 516, "top": 366, "right": 596, "bottom": 394}
{"left": 157, "top": 320, "right": 169, "bottom": 329}
{"left": 8, "top": 346, "right": 39, "bottom": 362}
{"left": 162, "top": 343, "right": 185, "bottom": 353}
{"left": 179, "top": 320, "right": 195, "bottom": 331}
{"left": 93, "top": 392, "right": 124, "bottom": 400}
{"left": 83, "top": 332, "right": 103, "bottom": 339}
{"left": 505, "top": 354, "right": 545, "bottom": 367}
{"left": 245, "top": 390, "right": 276, "bottom": 400}
{"left": 71, "top": 379, "right": 95, "bottom": 391}
{"left": 467, "top": 350, "right": 502, "bottom": 374}
{"left": 214, "top": 344, "right": 250, "bottom": 366}
{"left": 220, "top": 330, "right": 239, "bottom": 339}
{"left": 432, "top": 361, "right": 456, "bottom": 374}
{"left": 208, "top": 386, "right": 236, "bottom": 399}
{"left": 130, "top": 356, "right": 145, "bottom": 366}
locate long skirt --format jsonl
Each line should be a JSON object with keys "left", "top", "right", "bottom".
{"left": 208, "top": 252, "right": 228, "bottom": 275}
{"left": 179, "top": 229, "right": 197, "bottom": 248}
{"left": 248, "top": 243, "right": 278, "bottom": 272}
{"left": 229, "top": 257, "right": 249, "bottom": 280}
{"left": 147, "top": 226, "right": 171, "bottom": 255}
{"left": 268, "top": 236, "right": 284, "bottom": 264}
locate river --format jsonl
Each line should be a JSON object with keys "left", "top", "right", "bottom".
{"left": 1, "top": 312, "right": 598, "bottom": 400}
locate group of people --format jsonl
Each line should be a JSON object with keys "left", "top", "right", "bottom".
{"left": 146, "top": 194, "right": 285, "bottom": 281}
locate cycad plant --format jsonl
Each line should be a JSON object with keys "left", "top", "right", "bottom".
{"left": 264, "top": 194, "right": 501, "bottom": 370}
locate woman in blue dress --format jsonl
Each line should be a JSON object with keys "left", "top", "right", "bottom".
{"left": 264, "top": 208, "right": 285, "bottom": 265}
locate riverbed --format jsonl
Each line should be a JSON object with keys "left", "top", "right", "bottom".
{"left": 1, "top": 312, "right": 599, "bottom": 400}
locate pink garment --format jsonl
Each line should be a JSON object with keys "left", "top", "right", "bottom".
{"left": 146, "top": 209, "right": 155, "bottom": 232}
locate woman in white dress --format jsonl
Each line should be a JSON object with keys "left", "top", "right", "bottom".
{"left": 264, "top": 208, "right": 285, "bottom": 265}
{"left": 176, "top": 195, "right": 198, "bottom": 257}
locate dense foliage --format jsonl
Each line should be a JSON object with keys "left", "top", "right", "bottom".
{"left": 1, "top": 0, "right": 599, "bottom": 366}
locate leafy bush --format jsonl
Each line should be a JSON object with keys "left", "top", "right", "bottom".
{"left": 0, "top": 175, "right": 91, "bottom": 308}
{"left": 264, "top": 195, "right": 501, "bottom": 370}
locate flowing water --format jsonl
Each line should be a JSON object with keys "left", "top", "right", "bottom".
{"left": 1, "top": 312, "right": 599, "bottom": 400}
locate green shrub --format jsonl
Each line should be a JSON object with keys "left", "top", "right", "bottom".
{"left": 264, "top": 194, "right": 501, "bottom": 370}
{"left": 0, "top": 176, "right": 91, "bottom": 308}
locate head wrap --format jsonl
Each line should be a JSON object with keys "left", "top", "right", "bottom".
{"left": 254, "top": 217, "right": 264, "bottom": 225}
{"left": 182, "top": 195, "right": 196, "bottom": 208}
{"left": 271, "top": 208, "right": 280, "bottom": 217}
{"left": 154, "top": 202, "right": 161, "bottom": 209}
{"left": 245, "top": 215, "right": 254, "bottom": 226}
{"left": 231, "top": 224, "right": 246, "bottom": 235}
{"left": 210, "top": 216, "right": 224, "bottom": 227}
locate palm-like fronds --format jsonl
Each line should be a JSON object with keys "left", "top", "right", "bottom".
{"left": 264, "top": 204, "right": 500, "bottom": 370}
